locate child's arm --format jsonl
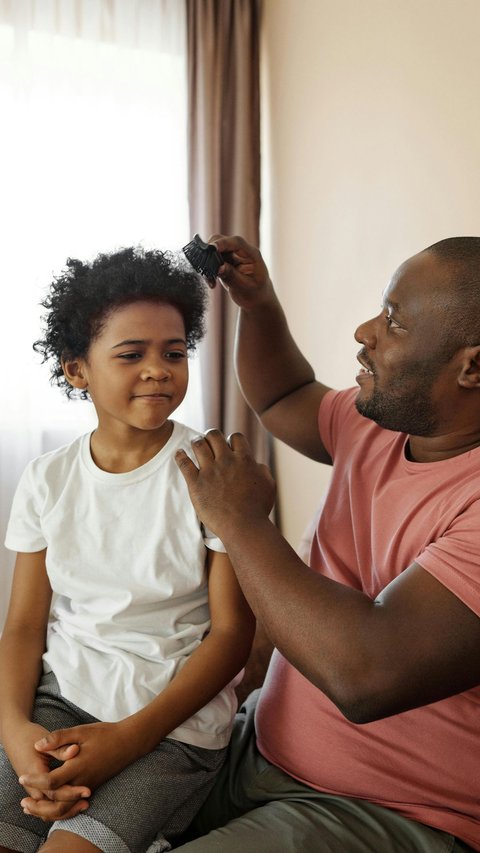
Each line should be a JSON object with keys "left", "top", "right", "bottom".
{"left": 21, "top": 550, "right": 255, "bottom": 801}
{"left": 0, "top": 551, "right": 89, "bottom": 820}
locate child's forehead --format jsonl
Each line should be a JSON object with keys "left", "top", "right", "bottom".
{"left": 99, "top": 300, "right": 186, "bottom": 339}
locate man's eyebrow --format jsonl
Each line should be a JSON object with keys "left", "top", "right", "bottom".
{"left": 111, "top": 338, "right": 187, "bottom": 349}
{"left": 383, "top": 298, "right": 402, "bottom": 314}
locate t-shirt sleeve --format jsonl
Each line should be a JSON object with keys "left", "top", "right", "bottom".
{"left": 4, "top": 461, "right": 46, "bottom": 553}
{"left": 202, "top": 525, "right": 226, "bottom": 553}
{"left": 318, "top": 387, "right": 359, "bottom": 460}
{"left": 416, "top": 499, "right": 480, "bottom": 619}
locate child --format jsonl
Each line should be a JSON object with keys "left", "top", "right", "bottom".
{"left": 0, "top": 247, "right": 255, "bottom": 853}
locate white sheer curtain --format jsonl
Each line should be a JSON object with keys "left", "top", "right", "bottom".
{"left": 0, "top": 0, "right": 203, "bottom": 629}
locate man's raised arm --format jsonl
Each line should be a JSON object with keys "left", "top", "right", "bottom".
{"left": 211, "top": 235, "right": 332, "bottom": 464}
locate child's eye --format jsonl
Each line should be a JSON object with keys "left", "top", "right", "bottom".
{"left": 165, "top": 351, "right": 186, "bottom": 360}
{"left": 118, "top": 352, "right": 142, "bottom": 360}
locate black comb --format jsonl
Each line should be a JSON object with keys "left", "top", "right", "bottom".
{"left": 182, "top": 234, "right": 224, "bottom": 279}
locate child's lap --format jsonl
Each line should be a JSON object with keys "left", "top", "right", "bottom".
{"left": 0, "top": 672, "right": 226, "bottom": 853}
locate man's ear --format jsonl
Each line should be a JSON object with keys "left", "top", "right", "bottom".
{"left": 458, "top": 345, "right": 480, "bottom": 389}
{"left": 61, "top": 357, "right": 88, "bottom": 390}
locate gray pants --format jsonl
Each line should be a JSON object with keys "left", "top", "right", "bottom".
{"left": 175, "top": 691, "right": 475, "bottom": 853}
{"left": 0, "top": 672, "right": 226, "bottom": 853}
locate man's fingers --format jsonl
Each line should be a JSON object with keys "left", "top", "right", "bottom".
{"left": 192, "top": 431, "right": 225, "bottom": 462}
{"left": 210, "top": 234, "right": 251, "bottom": 256}
{"left": 227, "top": 432, "right": 251, "bottom": 454}
{"left": 175, "top": 449, "right": 199, "bottom": 483}
{"left": 183, "top": 430, "right": 250, "bottom": 466}
{"left": 201, "top": 429, "right": 251, "bottom": 458}
{"left": 202, "top": 429, "right": 238, "bottom": 457}
{"left": 176, "top": 430, "right": 252, "bottom": 490}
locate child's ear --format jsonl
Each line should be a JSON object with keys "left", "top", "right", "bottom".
{"left": 62, "top": 357, "right": 88, "bottom": 390}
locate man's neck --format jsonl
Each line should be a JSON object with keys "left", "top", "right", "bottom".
{"left": 408, "top": 430, "right": 480, "bottom": 463}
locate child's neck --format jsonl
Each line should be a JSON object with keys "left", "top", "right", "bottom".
{"left": 90, "top": 421, "right": 174, "bottom": 473}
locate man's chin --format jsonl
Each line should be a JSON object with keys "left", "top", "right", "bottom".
{"left": 354, "top": 391, "right": 373, "bottom": 420}
{"left": 354, "top": 394, "right": 397, "bottom": 431}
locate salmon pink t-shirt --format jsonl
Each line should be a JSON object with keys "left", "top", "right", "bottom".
{"left": 256, "top": 387, "right": 480, "bottom": 850}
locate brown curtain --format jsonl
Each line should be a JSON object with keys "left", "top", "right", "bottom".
{"left": 186, "top": 0, "right": 268, "bottom": 464}
{"left": 186, "top": 0, "right": 273, "bottom": 698}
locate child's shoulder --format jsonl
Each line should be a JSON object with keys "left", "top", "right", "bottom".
{"left": 170, "top": 420, "right": 203, "bottom": 446}
{"left": 24, "top": 433, "right": 89, "bottom": 479}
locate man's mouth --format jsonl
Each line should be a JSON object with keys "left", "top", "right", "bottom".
{"left": 356, "top": 351, "right": 375, "bottom": 376}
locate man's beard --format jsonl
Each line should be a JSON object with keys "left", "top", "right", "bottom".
{"left": 355, "top": 363, "right": 441, "bottom": 436}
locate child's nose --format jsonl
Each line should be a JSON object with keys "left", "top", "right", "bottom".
{"left": 140, "top": 360, "right": 170, "bottom": 381}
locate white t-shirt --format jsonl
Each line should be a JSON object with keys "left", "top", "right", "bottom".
{"left": 5, "top": 421, "right": 240, "bottom": 749}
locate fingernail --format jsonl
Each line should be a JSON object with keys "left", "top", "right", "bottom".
{"left": 18, "top": 776, "right": 25, "bottom": 785}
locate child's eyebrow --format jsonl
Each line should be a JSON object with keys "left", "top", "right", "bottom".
{"left": 111, "top": 338, "right": 187, "bottom": 349}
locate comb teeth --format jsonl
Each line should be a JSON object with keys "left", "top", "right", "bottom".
{"left": 183, "top": 234, "right": 224, "bottom": 279}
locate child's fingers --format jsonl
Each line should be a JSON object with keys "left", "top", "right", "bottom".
{"left": 35, "top": 742, "right": 80, "bottom": 762}
{"left": 45, "top": 784, "right": 91, "bottom": 802}
{"left": 35, "top": 729, "right": 77, "bottom": 751}
{"left": 21, "top": 794, "right": 89, "bottom": 821}
{"left": 19, "top": 764, "right": 84, "bottom": 792}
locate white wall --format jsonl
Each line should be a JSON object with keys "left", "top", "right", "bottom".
{"left": 261, "top": 0, "right": 480, "bottom": 548}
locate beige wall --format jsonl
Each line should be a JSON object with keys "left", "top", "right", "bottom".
{"left": 260, "top": 0, "right": 480, "bottom": 549}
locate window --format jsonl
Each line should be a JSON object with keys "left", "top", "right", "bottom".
{"left": 0, "top": 2, "right": 203, "bottom": 627}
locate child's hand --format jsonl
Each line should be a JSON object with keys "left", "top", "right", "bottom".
{"left": 207, "top": 235, "right": 274, "bottom": 310}
{"left": 4, "top": 721, "right": 90, "bottom": 821}
{"left": 20, "top": 720, "right": 137, "bottom": 799}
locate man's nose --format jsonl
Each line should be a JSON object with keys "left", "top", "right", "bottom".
{"left": 354, "top": 315, "right": 379, "bottom": 349}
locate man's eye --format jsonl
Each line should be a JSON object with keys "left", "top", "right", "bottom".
{"left": 385, "top": 314, "right": 399, "bottom": 329}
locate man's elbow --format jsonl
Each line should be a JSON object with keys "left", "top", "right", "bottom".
{"left": 321, "top": 669, "right": 406, "bottom": 725}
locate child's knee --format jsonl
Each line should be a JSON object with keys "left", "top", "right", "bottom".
{"left": 42, "top": 830, "right": 101, "bottom": 853}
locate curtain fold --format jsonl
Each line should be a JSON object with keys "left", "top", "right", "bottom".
{"left": 186, "top": 0, "right": 273, "bottom": 699}
{"left": 186, "top": 0, "right": 269, "bottom": 464}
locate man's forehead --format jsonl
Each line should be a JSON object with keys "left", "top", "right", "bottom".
{"left": 383, "top": 251, "right": 450, "bottom": 306}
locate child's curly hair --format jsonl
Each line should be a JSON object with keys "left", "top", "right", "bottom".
{"left": 34, "top": 246, "right": 208, "bottom": 398}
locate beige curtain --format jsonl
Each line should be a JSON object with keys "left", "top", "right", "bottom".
{"left": 186, "top": 0, "right": 269, "bottom": 463}
{"left": 186, "top": 0, "right": 273, "bottom": 698}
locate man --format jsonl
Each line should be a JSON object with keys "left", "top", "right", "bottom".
{"left": 173, "top": 236, "right": 480, "bottom": 852}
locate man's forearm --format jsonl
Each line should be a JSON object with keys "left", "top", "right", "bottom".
{"left": 235, "top": 298, "right": 316, "bottom": 416}
{"left": 217, "top": 512, "right": 480, "bottom": 725}
{"left": 218, "top": 517, "right": 378, "bottom": 715}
